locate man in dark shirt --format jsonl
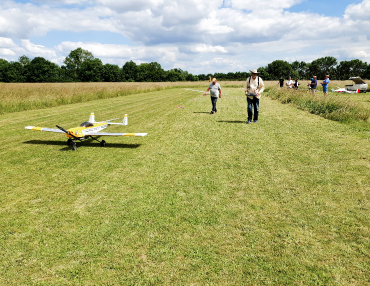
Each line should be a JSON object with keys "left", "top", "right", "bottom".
{"left": 278, "top": 76, "right": 284, "bottom": 88}
{"left": 310, "top": 76, "right": 317, "bottom": 93}
{"left": 294, "top": 78, "right": 299, "bottom": 90}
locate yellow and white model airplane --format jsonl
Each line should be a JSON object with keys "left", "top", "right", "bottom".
{"left": 25, "top": 113, "right": 147, "bottom": 150}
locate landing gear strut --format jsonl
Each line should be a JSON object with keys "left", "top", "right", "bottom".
{"left": 65, "top": 136, "right": 107, "bottom": 150}
{"left": 66, "top": 139, "right": 78, "bottom": 150}
{"left": 90, "top": 136, "right": 106, "bottom": 147}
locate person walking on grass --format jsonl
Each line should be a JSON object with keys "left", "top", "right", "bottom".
{"left": 321, "top": 75, "right": 329, "bottom": 95}
{"left": 204, "top": 78, "right": 221, "bottom": 114}
{"left": 244, "top": 69, "right": 265, "bottom": 124}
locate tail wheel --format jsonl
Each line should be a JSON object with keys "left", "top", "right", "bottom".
{"left": 100, "top": 140, "right": 106, "bottom": 147}
{"left": 67, "top": 139, "right": 73, "bottom": 145}
{"left": 72, "top": 143, "right": 77, "bottom": 151}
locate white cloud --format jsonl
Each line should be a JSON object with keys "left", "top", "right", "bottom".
{"left": 31, "top": 0, "right": 91, "bottom": 3}
{"left": 0, "top": 0, "right": 357, "bottom": 46}
{"left": 0, "top": 37, "right": 17, "bottom": 48}
{"left": 56, "top": 41, "right": 179, "bottom": 63}
{"left": 0, "top": 0, "right": 370, "bottom": 74}
{"left": 96, "top": 0, "right": 163, "bottom": 12}
{"left": 0, "top": 48, "right": 16, "bottom": 56}
{"left": 21, "top": 39, "right": 57, "bottom": 58}
{"left": 179, "top": 44, "right": 228, "bottom": 54}
{"left": 0, "top": 2, "right": 118, "bottom": 38}
{"left": 344, "top": 0, "right": 370, "bottom": 21}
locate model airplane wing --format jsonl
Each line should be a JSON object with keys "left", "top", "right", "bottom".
{"left": 88, "top": 132, "right": 148, "bottom": 136}
{"left": 25, "top": 126, "right": 65, "bottom": 133}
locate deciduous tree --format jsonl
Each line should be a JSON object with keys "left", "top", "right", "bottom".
{"left": 63, "top": 48, "right": 94, "bottom": 81}
{"left": 78, "top": 58, "right": 104, "bottom": 82}
{"left": 267, "top": 60, "right": 293, "bottom": 80}
{"left": 122, "top": 60, "right": 138, "bottom": 82}
{"left": 25, "top": 57, "right": 61, "bottom": 82}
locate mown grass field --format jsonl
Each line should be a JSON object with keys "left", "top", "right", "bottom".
{"left": 0, "top": 84, "right": 370, "bottom": 285}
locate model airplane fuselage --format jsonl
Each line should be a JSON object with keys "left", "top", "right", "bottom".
{"left": 331, "top": 87, "right": 359, "bottom": 94}
{"left": 25, "top": 113, "right": 147, "bottom": 150}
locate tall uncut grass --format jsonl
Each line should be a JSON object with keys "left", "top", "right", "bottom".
{"left": 0, "top": 82, "right": 195, "bottom": 114}
{"left": 266, "top": 86, "right": 370, "bottom": 122}
{"left": 0, "top": 81, "right": 276, "bottom": 114}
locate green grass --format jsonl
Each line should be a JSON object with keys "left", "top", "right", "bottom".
{"left": 1, "top": 88, "right": 370, "bottom": 285}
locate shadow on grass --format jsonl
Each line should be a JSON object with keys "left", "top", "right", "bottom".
{"left": 23, "top": 140, "right": 142, "bottom": 151}
{"left": 217, "top": 120, "right": 246, "bottom": 124}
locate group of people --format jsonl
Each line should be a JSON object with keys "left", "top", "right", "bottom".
{"left": 279, "top": 75, "right": 330, "bottom": 95}
{"left": 203, "top": 70, "right": 331, "bottom": 124}
{"left": 204, "top": 69, "right": 264, "bottom": 124}
{"left": 280, "top": 76, "right": 300, "bottom": 90}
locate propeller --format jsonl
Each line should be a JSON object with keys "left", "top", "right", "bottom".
{"left": 56, "top": 125, "right": 82, "bottom": 141}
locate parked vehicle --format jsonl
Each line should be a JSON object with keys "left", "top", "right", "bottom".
{"left": 345, "top": 77, "right": 368, "bottom": 93}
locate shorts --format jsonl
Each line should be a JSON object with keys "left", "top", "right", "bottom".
{"left": 323, "top": 86, "right": 328, "bottom": 93}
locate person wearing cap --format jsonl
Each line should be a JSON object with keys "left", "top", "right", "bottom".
{"left": 321, "top": 75, "right": 329, "bottom": 95}
{"left": 244, "top": 69, "right": 265, "bottom": 124}
{"left": 286, "top": 77, "right": 294, "bottom": 89}
{"left": 204, "top": 78, "right": 221, "bottom": 114}
{"left": 309, "top": 76, "right": 317, "bottom": 93}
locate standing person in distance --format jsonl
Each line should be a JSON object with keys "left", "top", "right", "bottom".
{"left": 204, "top": 78, "right": 221, "bottom": 114}
{"left": 244, "top": 69, "right": 265, "bottom": 124}
{"left": 278, "top": 76, "right": 284, "bottom": 88}
{"left": 321, "top": 75, "right": 329, "bottom": 95}
{"left": 294, "top": 78, "right": 299, "bottom": 90}
{"left": 286, "top": 76, "right": 294, "bottom": 88}
{"left": 309, "top": 76, "right": 317, "bottom": 94}
{"left": 307, "top": 78, "right": 313, "bottom": 91}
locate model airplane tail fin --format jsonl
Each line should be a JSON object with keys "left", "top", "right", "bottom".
{"left": 89, "top": 113, "right": 95, "bottom": 123}
{"left": 107, "top": 114, "right": 128, "bottom": 126}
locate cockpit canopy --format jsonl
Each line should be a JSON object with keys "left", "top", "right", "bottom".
{"left": 80, "top": 121, "right": 94, "bottom": 127}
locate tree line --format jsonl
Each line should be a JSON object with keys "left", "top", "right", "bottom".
{"left": 0, "top": 48, "right": 369, "bottom": 83}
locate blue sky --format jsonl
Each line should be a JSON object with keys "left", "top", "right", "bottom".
{"left": 1, "top": 0, "right": 369, "bottom": 74}
{"left": 287, "top": 0, "right": 363, "bottom": 16}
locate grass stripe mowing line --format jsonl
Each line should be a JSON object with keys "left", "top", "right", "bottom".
{"left": 0, "top": 88, "right": 369, "bottom": 284}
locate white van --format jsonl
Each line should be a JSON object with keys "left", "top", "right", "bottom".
{"left": 345, "top": 77, "right": 368, "bottom": 93}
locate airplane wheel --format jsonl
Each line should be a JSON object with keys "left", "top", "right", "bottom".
{"left": 67, "top": 139, "right": 73, "bottom": 145}
{"left": 100, "top": 140, "right": 106, "bottom": 147}
{"left": 72, "top": 143, "right": 77, "bottom": 151}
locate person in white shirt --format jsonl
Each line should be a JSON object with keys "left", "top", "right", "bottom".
{"left": 244, "top": 69, "right": 265, "bottom": 124}
{"left": 204, "top": 78, "right": 221, "bottom": 114}
{"left": 286, "top": 77, "right": 294, "bottom": 88}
